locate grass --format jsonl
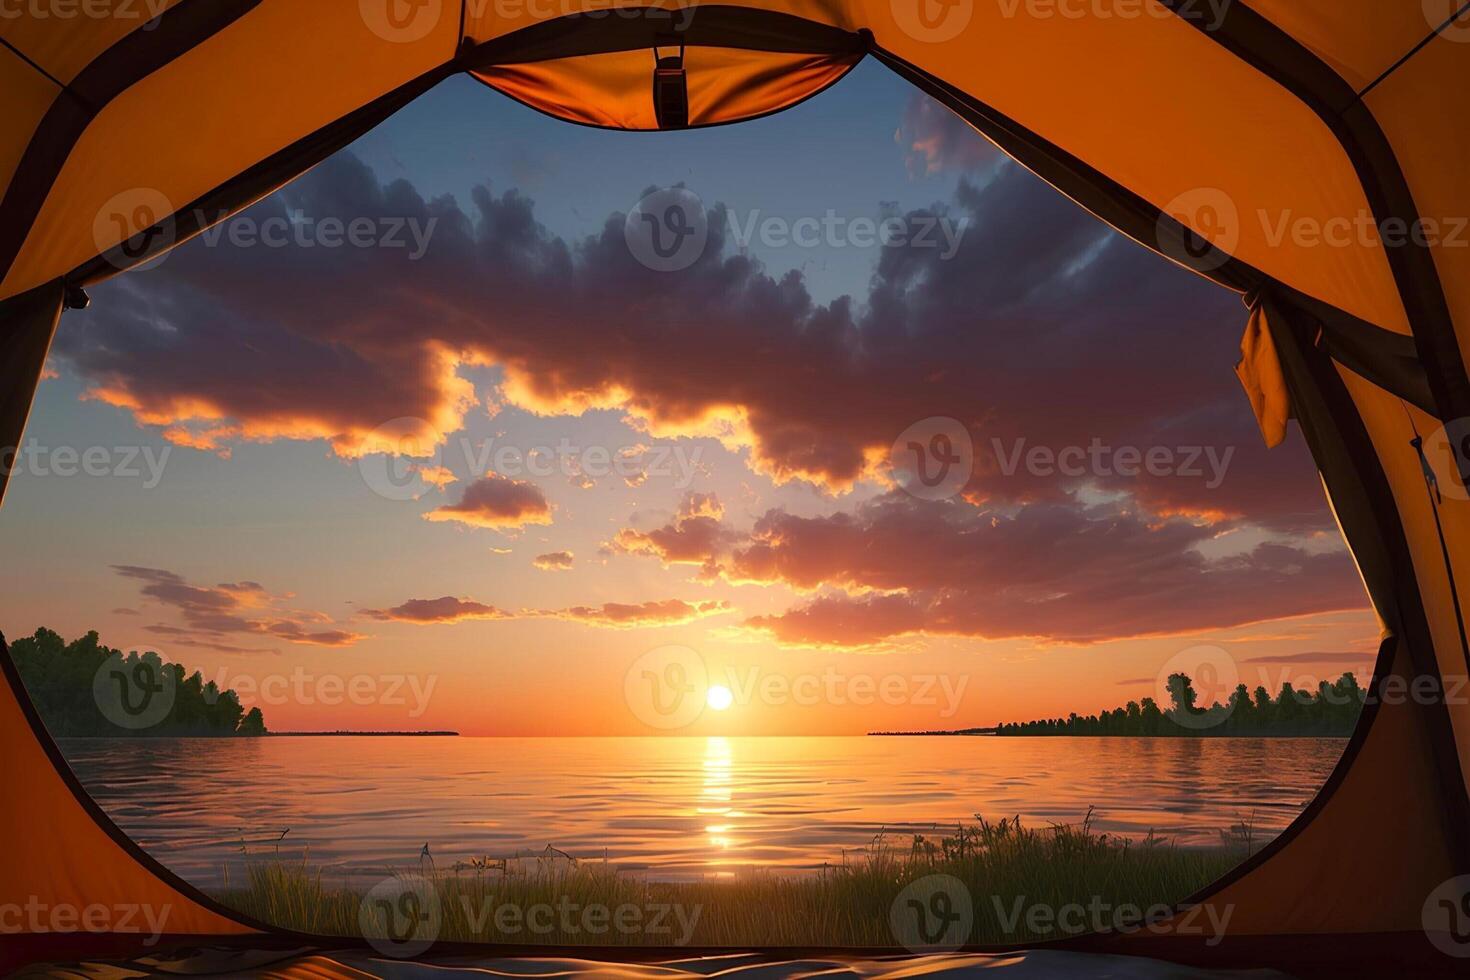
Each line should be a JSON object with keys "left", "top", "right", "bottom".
{"left": 213, "top": 811, "right": 1252, "bottom": 948}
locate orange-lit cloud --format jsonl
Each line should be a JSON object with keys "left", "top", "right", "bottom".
{"left": 533, "top": 551, "right": 574, "bottom": 570}
{"left": 362, "top": 596, "right": 510, "bottom": 624}
{"left": 114, "top": 565, "right": 363, "bottom": 649}
{"left": 610, "top": 492, "right": 733, "bottom": 574}
{"left": 59, "top": 150, "right": 1328, "bottom": 533}
{"left": 546, "top": 598, "right": 732, "bottom": 628}
{"left": 361, "top": 595, "right": 730, "bottom": 629}
{"left": 424, "top": 473, "right": 552, "bottom": 529}
{"left": 610, "top": 494, "right": 1364, "bottom": 648}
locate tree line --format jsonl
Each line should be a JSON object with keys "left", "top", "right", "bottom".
{"left": 8, "top": 627, "right": 266, "bottom": 737}
{"left": 996, "top": 671, "right": 1364, "bottom": 737}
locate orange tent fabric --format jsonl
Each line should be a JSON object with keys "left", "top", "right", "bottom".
{"left": 2, "top": 1, "right": 1468, "bottom": 974}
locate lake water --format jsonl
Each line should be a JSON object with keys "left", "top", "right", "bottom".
{"left": 59, "top": 735, "right": 1345, "bottom": 889}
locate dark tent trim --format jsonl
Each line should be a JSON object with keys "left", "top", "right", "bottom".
{"left": 0, "top": 0, "right": 267, "bottom": 285}
{"left": 1160, "top": 0, "right": 1470, "bottom": 474}
{"left": 864, "top": 41, "right": 1439, "bottom": 419}
{"left": 69, "top": 63, "right": 457, "bottom": 288}
{"left": 0, "top": 279, "right": 64, "bottom": 506}
{"left": 0, "top": 635, "right": 297, "bottom": 949}
{"left": 1353, "top": 0, "right": 1470, "bottom": 103}
{"left": 1262, "top": 292, "right": 1470, "bottom": 870}
{"left": 462, "top": 6, "right": 866, "bottom": 66}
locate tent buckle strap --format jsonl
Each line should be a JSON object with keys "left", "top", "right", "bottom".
{"left": 652, "top": 37, "right": 688, "bottom": 130}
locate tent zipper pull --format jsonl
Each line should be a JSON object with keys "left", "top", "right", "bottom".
{"left": 652, "top": 37, "right": 688, "bottom": 130}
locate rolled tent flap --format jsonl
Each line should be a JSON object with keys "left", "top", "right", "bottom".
{"left": 1236, "top": 301, "right": 1291, "bottom": 449}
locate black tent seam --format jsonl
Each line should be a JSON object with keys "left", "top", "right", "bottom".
{"left": 1353, "top": 0, "right": 1470, "bottom": 105}
{"left": 0, "top": 0, "right": 265, "bottom": 288}
{"left": 1159, "top": 0, "right": 1470, "bottom": 468}
{"left": 864, "top": 43, "right": 1436, "bottom": 416}
{"left": 459, "top": 6, "right": 866, "bottom": 68}
{"left": 0, "top": 36, "right": 70, "bottom": 94}
{"left": 1402, "top": 402, "right": 1470, "bottom": 683}
{"left": 1229, "top": 296, "right": 1470, "bottom": 882}
{"left": 868, "top": 36, "right": 1470, "bottom": 895}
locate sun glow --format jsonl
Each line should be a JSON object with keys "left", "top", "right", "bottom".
{"left": 706, "top": 684, "right": 733, "bottom": 711}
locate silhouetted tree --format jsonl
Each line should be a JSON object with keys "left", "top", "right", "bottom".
{"left": 996, "top": 671, "right": 1364, "bottom": 737}
{"left": 7, "top": 627, "right": 267, "bottom": 737}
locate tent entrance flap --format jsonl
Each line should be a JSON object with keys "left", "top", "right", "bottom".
{"left": 462, "top": 7, "right": 867, "bottom": 130}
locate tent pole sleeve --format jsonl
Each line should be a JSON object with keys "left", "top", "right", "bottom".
{"left": 1257, "top": 289, "right": 1470, "bottom": 868}
{"left": 867, "top": 41, "right": 1438, "bottom": 420}
{"left": 0, "top": 279, "right": 65, "bottom": 508}
{"left": 69, "top": 63, "right": 456, "bottom": 289}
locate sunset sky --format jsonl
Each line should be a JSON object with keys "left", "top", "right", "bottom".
{"left": 0, "top": 63, "right": 1381, "bottom": 735}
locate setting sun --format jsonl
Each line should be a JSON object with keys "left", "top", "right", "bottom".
{"left": 706, "top": 685, "right": 734, "bottom": 711}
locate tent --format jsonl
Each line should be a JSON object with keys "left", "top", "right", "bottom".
{"left": 2, "top": 0, "right": 1468, "bottom": 974}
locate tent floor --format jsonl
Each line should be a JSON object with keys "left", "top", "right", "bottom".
{"left": 16, "top": 948, "right": 1294, "bottom": 980}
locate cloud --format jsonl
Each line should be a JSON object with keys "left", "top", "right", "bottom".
{"left": 546, "top": 598, "right": 732, "bottom": 628}
{"left": 609, "top": 491, "right": 734, "bottom": 574}
{"left": 63, "top": 118, "right": 1359, "bottom": 652}
{"left": 745, "top": 593, "right": 925, "bottom": 649}
{"left": 113, "top": 565, "right": 363, "bottom": 648}
{"left": 360, "top": 595, "right": 730, "bottom": 628}
{"left": 533, "top": 551, "right": 574, "bottom": 570}
{"left": 58, "top": 143, "right": 1327, "bottom": 534}
{"left": 362, "top": 596, "right": 509, "bottom": 624}
{"left": 897, "top": 92, "right": 1002, "bottom": 176}
{"left": 424, "top": 473, "right": 552, "bottom": 529}
{"left": 1240, "top": 651, "right": 1378, "bottom": 665}
{"left": 619, "top": 493, "right": 1364, "bottom": 648}
{"left": 414, "top": 464, "right": 457, "bottom": 490}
